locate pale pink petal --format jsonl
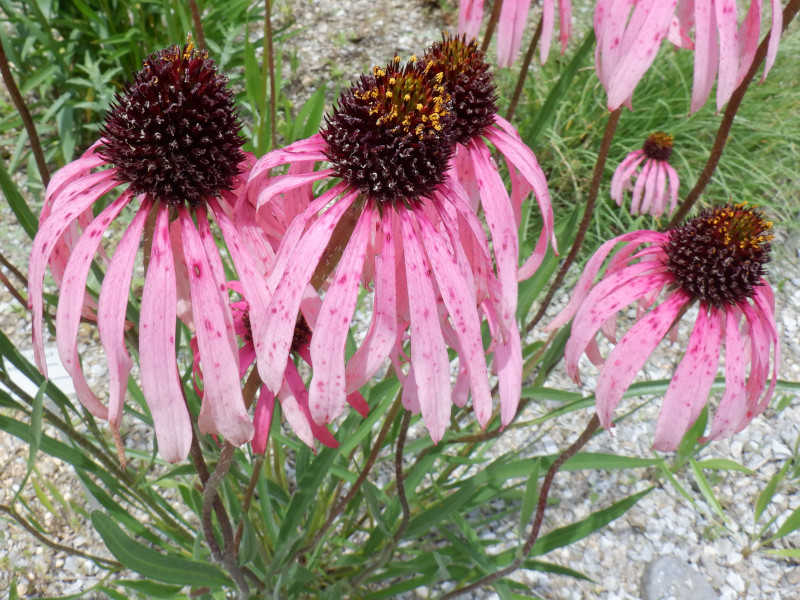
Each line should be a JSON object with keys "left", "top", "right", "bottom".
{"left": 751, "top": 285, "right": 780, "bottom": 414}
{"left": 653, "top": 306, "right": 722, "bottom": 451}
{"left": 459, "top": 0, "right": 484, "bottom": 37}
{"left": 247, "top": 134, "right": 328, "bottom": 202}
{"left": 714, "top": 0, "right": 739, "bottom": 111}
{"left": 762, "top": 0, "right": 782, "bottom": 81}
{"left": 418, "top": 208, "right": 492, "bottom": 427}
{"left": 284, "top": 361, "right": 339, "bottom": 448}
{"left": 99, "top": 196, "right": 153, "bottom": 428}
{"left": 309, "top": 206, "right": 371, "bottom": 424}
{"left": 630, "top": 160, "right": 652, "bottom": 214}
{"left": 736, "top": 0, "right": 761, "bottom": 86}
{"left": 559, "top": 0, "right": 573, "bottom": 54}
{"left": 233, "top": 192, "right": 277, "bottom": 277}
{"left": 252, "top": 386, "right": 276, "bottom": 454}
{"left": 56, "top": 191, "right": 132, "bottom": 419}
{"left": 664, "top": 163, "right": 680, "bottom": 215}
{"left": 597, "top": 0, "right": 635, "bottom": 89}
{"left": 255, "top": 169, "right": 334, "bottom": 212}
{"left": 639, "top": 161, "right": 661, "bottom": 216}
{"left": 497, "top": 0, "right": 533, "bottom": 67}
{"left": 610, "top": 151, "right": 645, "bottom": 205}
{"left": 691, "top": 0, "right": 719, "bottom": 113}
{"left": 346, "top": 212, "right": 399, "bottom": 393}
{"left": 540, "top": 0, "right": 555, "bottom": 64}
{"left": 178, "top": 207, "right": 253, "bottom": 446}
{"left": 401, "top": 209, "right": 451, "bottom": 443}
{"left": 169, "top": 219, "right": 194, "bottom": 329}
{"left": 496, "top": 324, "right": 523, "bottom": 426}
{"left": 595, "top": 291, "right": 689, "bottom": 429}
{"left": 256, "top": 191, "right": 359, "bottom": 393}
{"left": 606, "top": 0, "right": 678, "bottom": 111}
{"left": 452, "top": 363, "right": 470, "bottom": 408}
{"left": 139, "top": 205, "right": 192, "bottom": 463}
{"left": 703, "top": 308, "right": 747, "bottom": 441}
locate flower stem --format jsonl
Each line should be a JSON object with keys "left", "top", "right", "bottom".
{"left": 0, "top": 38, "right": 50, "bottom": 187}
{"left": 294, "top": 392, "right": 403, "bottom": 563}
{"left": 233, "top": 455, "right": 264, "bottom": 554}
{"left": 264, "top": 0, "right": 278, "bottom": 150}
{"left": 440, "top": 414, "right": 601, "bottom": 599}
{"left": 505, "top": 15, "right": 543, "bottom": 122}
{"left": 201, "top": 442, "right": 250, "bottom": 599}
{"left": 525, "top": 107, "right": 622, "bottom": 334}
{"left": 480, "top": 0, "right": 505, "bottom": 53}
{"left": 187, "top": 0, "right": 206, "bottom": 50}
{"left": 666, "top": 0, "right": 800, "bottom": 229}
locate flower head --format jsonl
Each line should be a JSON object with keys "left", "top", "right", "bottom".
{"left": 458, "top": 0, "right": 573, "bottom": 67}
{"left": 548, "top": 204, "right": 779, "bottom": 451}
{"left": 611, "top": 132, "right": 680, "bottom": 217}
{"left": 29, "top": 40, "right": 261, "bottom": 462}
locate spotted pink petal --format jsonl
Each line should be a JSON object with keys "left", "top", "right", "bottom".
{"left": 256, "top": 190, "right": 359, "bottom": 393}
{"left": 595, "top": 291, "right": 689, "bottom": 430}
{"left": 714, "top": 0, "right": 739, "bottom": 110}
{"left": 417, "top": 208, "right": 492, "bottom": 427}
{"left": 284, "top": 360, "right": 339, "bottom": 449}
{"left": 247, "top": 133, "right": 328, "bottom": 203}
{"left": 252, "top": 386, "right": 276, "bottom": 454}
{"left": 496, "top": 323, "right": 522, "bottom": 427}
{"left": 255, "top": 169, "right": 334, "bottom": 212}
{"left": 736, "top": 0, "right": 761, "bottom": 86}
{"left": 346, "top": 211, "right": 399, "bottom": 393}
{"left": 98, "top": 196, "right": 153, "bottom": 428}
{"left": 140, "top": 205, "right": 192, "bottom": 463}
{"left": 178, "top": 207, "right": 253, "bottom": 446}
{"left": 401, "top": 209, "right": 451, "bottom": 443}
{"left": 309, "top": 206, "right": 371, "bottom": 425}
{"left": 751, "top": 286, "right": 780, "bottom": 415}
{"left": 653, "top": 306, "right": 722, "bottom": 451}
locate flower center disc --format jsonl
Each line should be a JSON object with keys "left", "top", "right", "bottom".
{"left": 642, "top": 132, "right": 674, "bottom": 162}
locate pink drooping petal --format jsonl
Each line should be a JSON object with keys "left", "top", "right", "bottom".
{"left": 559, "top": 0, "right": 573, "bottom": 54}
{"left": 653, "top": 306, "right": 722, "bottom": 451}
{"left": 256, "top": 191, "right": 359, "bottom": 393}
{"left": 691, "top": 0, "right": 720, "bottom": 113}
{"left": 738, "top": 300, "right": 769, "bottom": 424}
{"left": 547, "top": 230, "right": 668, "bottom": 331}
{"left": 309, "top": 206, "right": 371, "bottom": 425}
{"left": 497, "top": 0, "right": 533, "bottom": 68}
{"left": 595, "top": 291, "right": 689, "bottom": 430}
{"left": 736, "top": 0, "right": 761, "bottom": 86}
{"left": 610, "top": 150, "right": 645, "bottom": 205}
{"left": 664, "top": 163, "right": 680, "bottom": 215}
{"left": 540, "top": 0, "right": 556, "bottom": 64}
{"left": 252, "top": 386, "right": 276, "bottom": 454}
{"left": 751, "top": 285, "right": 780, "bottom": 415}
{"left": 178, "top": 207, "right": 253, "bottom": 446}
{"left": 596, "top": 0, "right": 635, "bottom": 89}
{"left": 703, "top": 308, "right": 748, "bottom": 442}
{"left": 233, "top": 192, "right": 277, "bottom": 277}
{"left": 284, "top": 360, "right": 340, "bottom": 449}
{"left": 56, "top": 191, "right": 133, "bottom": 419}
{"left": 30, "top": 177, "right": 120, "bottom": 375}
{"left": 401, "top": 209, "right": 451, "bottom": 443}
{"left": 605, "top": 0, "right": 678, "bottom": 110}
{"left": 565, "top": 270, "right": 672, "bottom": 383}
{"left": 99, "top": 197, "right": 153, "bottom": 428}
{"left": 418, "top": 208, "right": 492, "bottom": 427}
{"left": 496, "top": 323, "right": 523, "bottom": 427}
{"left": 630, "top": 160, "right": 652, "bottom": 214}
{"left": 169, "top": 218, "right": 195, "bottom": 330}
{"left": 453, "top": 145, "right": 481, "bottom": 211}
{"left": 469, "top": 138, "right": 519, "bottom": 326}
{"left": 247, "top": 134, "right": 328, "bottom": 202}
{"left": 346, "top": 212, "right": 399, "bottom": 393}
{"left": 714, "top": 0, "right": 739, "bottom": 111}
{"left": 458, "top": 0, "right": 484, "bottom": 37}
{"left": 255, "top": 169, "right": 334, "bottom": 212}
{"left": 762, "top": 0, "right": 783, "bottom": 81}
{"left": 139, "top": 205, "right": 192, "bottom": 463}
{"left": 640, "top": 160, "right": 662, "bottom": 215}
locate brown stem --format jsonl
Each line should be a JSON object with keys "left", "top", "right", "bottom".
{"left": 481, "top": 0, "right": 505, "bottom": 53}
{"left": 666, "top": 0, "right": 800, "bottom": 229}
{"left": 0, "top": 503, "right": 121, "bottom": 569}
{"left": 525, "top": 107, "right": 622, "bottom": 334}
{"left": 0, "top": 269, "right": 27, "bottom": 308}
{"left": 440, "top": 414, "right": 601, "bottom": 599}
{"left": 187, "top": 0, "right": 206, "bottom": 50}
{"left": 0, "top": 250, "right": 27, "bottom": 288}
{"left": 233, "top": 455, "right": 264, "bottom": 554}
{"left": 294, "top": 393, "right": 403, "bottom": 563}
{"left": 201, "top": 442, "right": 250, "bottom": 599}
{"left": 505, "top": 15, "right": 543, "bottom": 121}
{"left": 0, "top": 38, "right": 50, "bottom": 187}
{"left": 264, "top": 0, "right": 278, "bottom": 150}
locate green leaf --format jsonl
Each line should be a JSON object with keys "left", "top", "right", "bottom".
{"left": 764, "top": 548, "right": 800, "bottom": 558}
{"left": 519, "top": 460, "right": 540, "bottom": 540}
{"left": 695, "top": 458, "right": 754, "bottom": 474}
{"left": 755, "top": 460, "right": 791, "bottom": 523}
{"left": 0, "top": 158, "right": 38, "bottom": 238}
{"left": 117, "top": 580, "right": 184, "bottom": 598}
{"left": 530, "top": 487, "right": 653, "bottom": 556}
{"left": 689, "top": 459, "right": 726, "bottom": 521}
{"left": 15, "top": 381, "right": 47, "bottom": 502}
{"left": 290, "top": 83, "right": 326, "bottom": 142}
{"left": 770, "top": 504, "right": 800, "bottom": 541}
{"left": 91, "top": 511, "right": 231, "bottom": 587}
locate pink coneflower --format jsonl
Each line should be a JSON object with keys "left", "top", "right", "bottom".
{"left": 548, "top": 204, "right": 779, "bottom": 450}
{"left": 458, "top": 0, "right": 573, "bottom": 67}
{"left": 594, "top": 0, "right": 783, "bottom": 112}
{"left": 247, "top": 49, "right": 553, "bottom": 442}
{"left": 610, "top": 132, "right": 680, "bottom": 217}
{"left": 418, "top": 34, "right": 556, "bottom": 423}
{"left": 29, "top": 41, "right": 260, "bottom": 462}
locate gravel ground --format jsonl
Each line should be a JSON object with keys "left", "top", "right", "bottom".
{"left": 2, "top": 1, "right": 800, "bottom": 598}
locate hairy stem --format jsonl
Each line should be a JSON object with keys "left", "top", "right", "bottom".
{"left": 201, "top": 442, "right": 250, "bottom": 599}
{"left": 440, "top": 415, "right": 601, "bottom": 599}
{"left": 0, "top": 38, "right": 50, "bottom": 187}
{"left": 505, "top": 16, "right": 543, "bottom": 121}
{"left": 187, "top": 0, "right": 206, "bottom": 50}
{"left": 667, "top": 0, "right": 800, "bottom": 228}
{"left": 480, "top": 0, "right": 505, "bottom": 53}
{"left": 525, "top": 107, "right": 622, "bottom": 334}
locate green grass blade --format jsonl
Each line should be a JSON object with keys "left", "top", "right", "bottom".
{"left": 0, "top": 158, "right": 38, "bottom": 238}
